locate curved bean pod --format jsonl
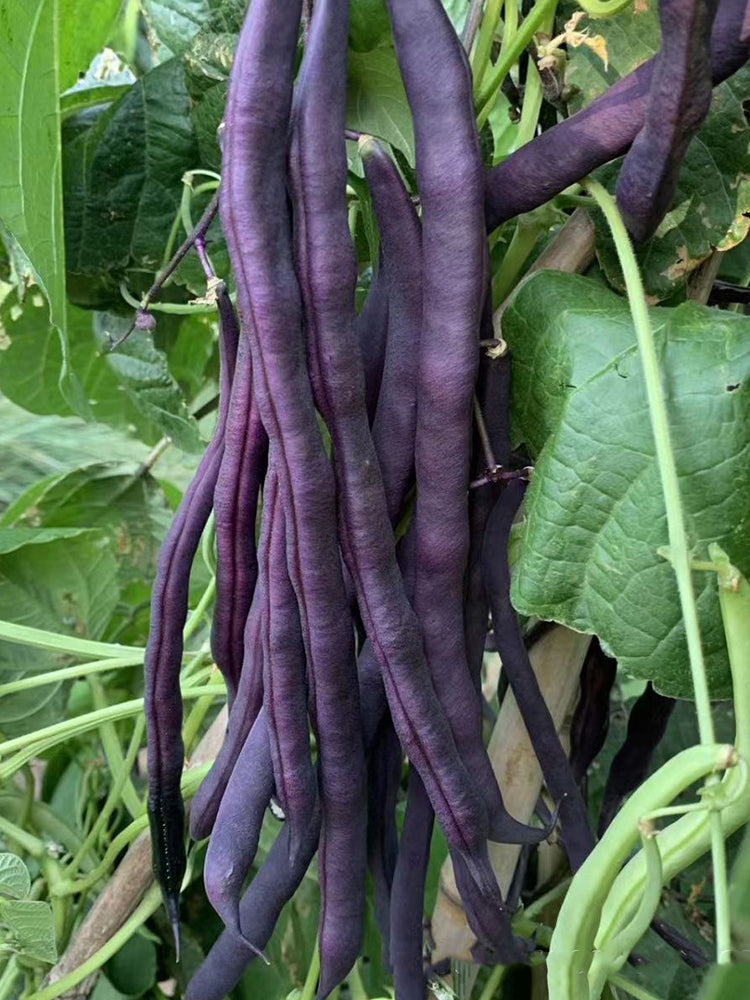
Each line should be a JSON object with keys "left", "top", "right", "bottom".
{"left": 482, "top": 480, "right": 594, "bottom": 869}
{"left": 186, "top": 801, "right": 322, "bottom": 1000}
{"left": 203, "top": 705, "right": 275, "bottom": 940}
{"left": 569, "top": 640, "right": 617, "bottom": 786}
{"left": 546, "top": 742, "right": 736, "bottom": 1000}
{"left": 366, "top": 714, "right": 402, "bottom": 969}
{"left": 616, "top": 0, "right": 719, "bottom": 241}
{"left": 483, "top": 0, "right": 750, "bottom": 231}
{"left": 145, "top": 282, "right": 240, "bottom": 946}
{"left": 190, "top": 595, "right": 264, "bottom": 841}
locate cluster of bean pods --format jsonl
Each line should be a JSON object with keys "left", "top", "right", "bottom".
{"left": 135, "top": 1, "right": 750, "bottom": 997}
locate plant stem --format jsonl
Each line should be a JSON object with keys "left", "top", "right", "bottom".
{"left": 89, "top": 677, "right": 141, "bottom": 820}
{"left": 608, "top": 974, "right": 665, "bottom": 1000}
{"left": 183, "top": 578, "right": 216, "bottom": 642}
{"left": 0, "top": 621, "right": 142, "bottom": 659}
{"left": 500, "top": 0, "right": 518, "bottom": 60}
{"left": 471, "top": 0, "right": 503, "bottom": 90}
{"left": 0, "top": 958, "right": 20, "bottom": 1000}
{"left": 299, "top": 940, "right": 320, "bottom": 1000}
{"left": 477, "top": 0, "right": 557, "bottom": 127}
{"left": 0, "top": 814, "right": 45, "bottom": 858}
{"left": 24, "top": 885, "right": 163, "bottom": 1000}
{"left": 462, "top": 0, "right": 486, "bottom": 53}
{"left": 477, "top": 964, "right": 506, "bottom": 1000}
{"left": 0, "top": 655, "right": 144, "bottom": 698}
{"left": 65, "top": 716, "right": 146, "bottom": 879}
{"left": 492, "top": 219, "right": 544, "bottom": 306}
{"left": 583, "top": 178, "right": 728, "bottom": 963}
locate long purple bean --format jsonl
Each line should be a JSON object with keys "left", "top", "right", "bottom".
{"left": 599, "top": 683, "right": 676, "bottom": 834}
{"left": 144, "top": 281, "right": 239, "bottom": 949}
{"left": 190, "top": 595, "right": 264, "bottom": 840}
{"left": 387, "top": 0, "right": 544, "bottom": 850}
{"left": 203, "top": 705, "right": 275, "bottom": 942}
{"left": 360, "top": 137, "right": 422, "bottom": 524}
{"left": 389, "top": 770, "right": 434, "bottom": 1000}
{"left": 261, "top": 471, "right": 317, "bottom": 866}
{"left": 211, "top": 329, "right": 268, "bottom": 697}
{"left": 569, "top": 639, "right": 617, "bottom": 785}
{"left": 186, "top": 793, "right": 323, "bottom": 1000}
{"left": 366, "top": 714, "right": 402, "bottom": 969}
{"left": 616, "top": 0, "right": 719, "bottom": 241}
{"left": 293, "top": 0, "right": 511, "bottom": 952}
{"left": 483, "top": 0, "right": 750, "bottom": 231}
{"left": 222, "top": 2, "right": 367, "bottom": 995}
{"left": 482, "top": 480, "right": 594, "bottom": 870}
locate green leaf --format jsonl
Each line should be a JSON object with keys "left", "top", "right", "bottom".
{"left": 504, "top": 271, "right": 750, "bottom": 698}
{"left": 349, "top": 0, "right": 391, "bottom": 52}
{"left": 94, "top": 314, "right": 203, "bottom": 452}
{"left": 698, "top": 965, "right": 750, "bottom": 1000}
{"left": 0, "top": 854, "right": 31, "bottom": 901}
{"left": 0, "top": 898, "right": 57, "bottom": 963}
{"left": 63, "top": 58, "right": 199, "bottom": 282}
{"left": 0, "top": 0, "right": 86, "bottom": 415}
{"left": 347, "top": 46, "right": 415, "bottom": 162}
{"left": 0, "top": 463, "right": 172, "bottom": 588}
{"left": 0, "top": 527, "right": 119, "bottom": 736}
{"left": 59, "top": 0, "right": 124, "bottom": 91}
{"left": 142, "top": 0, "right": 211, "bottom": 57}
{"left": 105, "top": 931, "right": 158, "bottom": 996}
{"left": 730, "top": 825, "right": 750, "bottom": 956}
{"left": 0, "top": 293, "right": 160, "bottom": 445}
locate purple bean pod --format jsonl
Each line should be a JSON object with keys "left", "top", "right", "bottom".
{"left": 387, "top": 0, "right": 544, "bottom": 851}
{"left": 186, "top": 782, "right": 323, "bottom": 1000}
{"left": 616, "top": 0, "right": 720, "bottom": 241}
{"left": 190, "top": 592, "right": 264, "bottom": 840}
{"left": 366, "top": 715, "right": 402, "bottom": 970}
{"left": 203, "top": 704, "right": 275, "bottom": 942}
{"left": 599, "top": 683, "right": 676, "bottom": 834}
{"left": 360, "top": 137, "right": 422, "bottom": 523}
{"left": 483, "top": 0, "right": 750, "bottom": 231}
{"left": 389, "top": 769, "right": 434, "bottom": 1000}
{"left": 221, "top": 1, "right": 366, "bottom": 995}
{"left": 357, "top": 257, "right": 390, "bottom": 425}
{"left": 261, "top": 468, "right": 317, "bottom": 866}
{"left": 212, "top": 330, "right": 268, "bottom": 697}
{"left": 144, "top": 281, "right": 240, "bottom": 946}
{"left": 481, "top": 480, "right": 594, "bottom": 869}
{"left": 569, "top": 640, "right": 617, "bottom": 785}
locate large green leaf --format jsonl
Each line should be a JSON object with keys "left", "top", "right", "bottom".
{"left": 0, "top": 527, "right": 119, "bottom": 736}
{"left": 347, "top": 46, "right": 415, "bottom": 162}
{"left": 0, "top": 0, "right": 87, "bottom": 415}
{"left": 59, "top": 0, "right": 124, "bottom": 90}
{"left": 63, "top": 58, "right": 199, "bottom": 282}
{"left": 504, "top": 271, "right": 750, "bottom": 698}
{"left": 0, "top": 463, "right": 172, "bottom": 587}
{"left": 0, "top": 854, "right": 31, "bottom": 901}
